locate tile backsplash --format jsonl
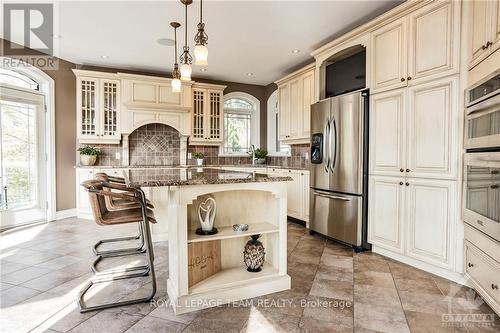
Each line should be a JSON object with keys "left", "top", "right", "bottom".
{"left": 129, "top": 123, "right": 181, "bottom": 166}
{"left": 188, "top": 143, "right": 309, "bottom": 169}
{"left": 78, "top": 144, "right": 122, "bottom": 167}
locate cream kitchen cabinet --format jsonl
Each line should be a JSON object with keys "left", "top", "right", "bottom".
{"left": 76, "top": 168, "right": 127, "bottom": 219}
{"left": 371, "top": 0, "right": 460, "bottom": 93}
{"left": 369, "top": 175, "right": 457, "bottom": 270}
{"left": 74, "top": 70, "right": 121, "bottom": 144}
{"left": 276, "top": 64, "right": 316, "bottom": 144}
{"left": 190, "top": 83, "right": 226, "bottom": 145}
{"left": 468, "top": 0, "right": 500, "bottom": 69}
{"left": 370, "top": 76, "right": 459, "bottom": 180}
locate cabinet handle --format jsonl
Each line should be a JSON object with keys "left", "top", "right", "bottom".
{"left": 301, "top": 173, "right": 304, "bottom": 176}
{"left": 492, "top": 284, "right": 498, "bottom": 290}
{"left": 405, "top": 182, "right": 410, "bottom": 186}
{"left": 288, "top": 170, "right": 292, "bottom": 173}
{"left": 401, "top": 77, "right": 406, "bottom": 82}
{"left": 486, "top": 41, "right": 492, "bottom": 48}
{"left": 468, "top": 262, "right": 474, "bottom": 268}
{"left": 482, "top": 44, "right": 488, "bottom": 50}
{"left": 400, "top": 168, "right": 404, "bottom": 172}
{"left": 399, "top": 181, "right": 404, "bottom": 186}
{"left": 406, "top": 169, "right": 411, "bottom": 173}
{"left": 407, "top": 76, "right": 412, "bottom": 81}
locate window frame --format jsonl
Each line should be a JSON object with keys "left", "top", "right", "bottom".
{"left": 220, "top": 92, "right": 260, "bottom": 156}
{"left": 266, "top": 90, "right": 290, "bottom": 156}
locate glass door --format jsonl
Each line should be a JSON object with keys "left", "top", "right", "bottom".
{"left": 0, "top": 85, "right": 46, "bottom": 229}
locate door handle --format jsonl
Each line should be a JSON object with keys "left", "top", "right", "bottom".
{"left": 329, "top": 117, "right": 337, "bottom": 173}
{"left": 324, "top": 120, "right": 330, "bottom": 173}
{"left": 313, "top": 191, "right": 350, "bottom": 201}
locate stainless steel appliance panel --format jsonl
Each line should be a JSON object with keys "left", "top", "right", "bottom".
{"left": 310, "top": 189, "right": 362, "bottom": 246}
{"left": 463, "top": 152, "right": 500, "bottom": 242}
{"left": 310, "top": 99, "right": 331, "bottom": 190}
{"left": 329, "top": 92, "right": 364, "bottom": 195}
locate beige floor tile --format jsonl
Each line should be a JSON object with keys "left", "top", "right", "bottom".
{"left": 353, "top": 284, "right": 401, "bottom": 308}
{"left": 0, "top": 260, "right": 30, "bottom": 275}
{"left": 315, "top": 264, "right": 353, "bottom": 283}
{"left": 69, "top": 310, "right": 144, "bottom": 333}
{"left": 405, "top": 310, "right": 468, "bottom": 333}
{"left": 354, "top": 270, "right": 395, "bottom": 289}
{"left": 0, "top": 285, "right": 40, "bottom": 307}
{"left": 298, "top": 317, "right": 353, "bottom": 333}
{"left": 302, "top": 295, "right": 353, "bottom": 327}
{"left": 1, "top": 266, "right": 53, "bottom": 285}
{"left": 125, "top": 315, "right": 186, "bottom": 333}
{"left": 354, "top": 302, "right": 409, "bottom": 333}
{"left": 394, "top": 276, "right": 442, "bottom": 296}
{"left": 310, "top": 278, "right": 353, "bottom": 301}
{"left": 240, "top": 308, "right": 301, "bottom": 333}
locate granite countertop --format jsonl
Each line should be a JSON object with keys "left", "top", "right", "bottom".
{"left": 124, "top": 167, "right": 293, "bottom": 187}
{"left": 75, "top": 164, "right": 308, "bottom": 171}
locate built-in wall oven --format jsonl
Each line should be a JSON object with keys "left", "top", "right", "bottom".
{"left": 463, "top": 152, "right": 500, "bottom": 242}
{"left": 465, "top": 69, "right": 500, "bottom": 150}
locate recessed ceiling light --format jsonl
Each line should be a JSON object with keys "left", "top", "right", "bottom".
{"left": 246, "top": 72, "right": 254, "bottom": 77}
{"left": 291, "top": 49, "right": 300, "bottom": 54}
{"left": 52, "top": 34, "right": 62, "bottom": 39}
{"left": 101, "top": 55, "right": 109, "bottom": 59}
{"left": 157, "top": 38, "right": 175, "bottom": 46}
{"left": 200, "top": 68, "right": 207, "bottom": 72}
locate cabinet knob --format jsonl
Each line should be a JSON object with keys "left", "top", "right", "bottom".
{"left": 407, "top": 76, "right": 412, "bottom": 81}
{"left": 400, "top": 168, "right": 404, "bottom": 172}
{"left": 492, "top": 284, "right": 498, "bottom": 290}
{"left": 405, "top": 182, "right": 410, "bottom": 186}
{"left": 399, "top": 181, "right": 404, "bottom": 186}
{"left": 486, "top": 41, "right": 492, "bottom": 48}
{"left": 301, "top": 173, "right": 304, "bottom": 176}
{"left": 468, "top": 262, "right": 474, "bottom": 268}
{"left": 401, "top": 77, "right": 406, "bottom": 82}
{"left": 406, "top": 169, "right": 410, "bottom": 173}
{"left": 288, "top": 169, "right": 292, "bottom": 173}
{"left": 482, "top": 44, "right": 488, "bottom": 50}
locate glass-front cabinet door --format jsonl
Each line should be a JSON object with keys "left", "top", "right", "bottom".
{"left": 76, "top": 76, "right": 120, "bottom": 143}
{"left": 207, "top": 90, "right": 222, "bottom": 142}
{"left": 191, "top": 88, "right": 206, "bottom": 142}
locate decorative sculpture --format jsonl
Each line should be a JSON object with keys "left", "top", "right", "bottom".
{"left": 195, "top": 196, "right": 218, "bottom": 235}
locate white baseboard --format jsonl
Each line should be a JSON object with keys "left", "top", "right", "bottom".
{"left": 54, "top": 208, "right": 77, "bottom": 221}
{"left": 372, "top": 245, "right": 468, "bottom": 286}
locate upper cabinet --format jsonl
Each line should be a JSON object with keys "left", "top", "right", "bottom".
{"left": 189, "top": 83, "right": 226, "bottom": 145}
{"left": 468, "top": 0, "right": 500, "bottom": 69}
{"left": 371, "top": 0, "right": 460, "bottom": 93}
{"left": 276, "top": 64, "right": 316, "bottom": 144}
{"left": 74, "top": 70, "right": 121, "bottom": 144}
{"left": 370, "top": 76, "right": 458, "bottom": 180}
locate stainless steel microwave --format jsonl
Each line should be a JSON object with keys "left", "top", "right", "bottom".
{"left": 465, "top": 69, "right": 500, "bottom": 150}
{"left": 463, "top": 152, "right": 500, "bottom": 242}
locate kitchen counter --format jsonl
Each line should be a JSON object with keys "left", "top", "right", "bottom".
{"left": 75, "top": 164, "right": 308, "bottom": 171}
{"left": 124, "top": 167, "right": 292, "bottom": 187}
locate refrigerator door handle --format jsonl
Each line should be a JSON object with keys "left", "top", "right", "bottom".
{"left": 329, "top": 117, "right": 337, "bottom": 173}
{"left": 324, "top": 119, "right": 330, "bottom": 173}
{"left": 313, "top": 191, "right": 351, "bottom": 201}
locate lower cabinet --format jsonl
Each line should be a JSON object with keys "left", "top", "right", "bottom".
{"left": 76, "top": 168, "right": 127, "bottom": 219}
{"left": 368, "top": 175, "right": 457, "bottom": 270}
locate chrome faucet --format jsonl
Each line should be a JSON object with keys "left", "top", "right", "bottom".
{"left": 249, "top": 144, "right": 256, "bottom": 166}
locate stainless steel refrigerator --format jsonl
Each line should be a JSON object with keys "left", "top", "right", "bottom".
{"left": 309, "top": 89, "right": 370, "bottom": 250}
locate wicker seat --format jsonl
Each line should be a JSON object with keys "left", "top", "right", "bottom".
{"left": 78, "top": 179, "right": 156, "bottom": 313}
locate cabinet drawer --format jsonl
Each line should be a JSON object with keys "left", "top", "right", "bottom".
{"left": 465, "top": 242, "right": 500, "bottom": 305}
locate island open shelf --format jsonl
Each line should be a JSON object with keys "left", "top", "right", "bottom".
{"left": 164, "top": 180, "right": 291, "bottom": 314}
{"left": 187, "top": 222, "right": 279, "bottom": 243}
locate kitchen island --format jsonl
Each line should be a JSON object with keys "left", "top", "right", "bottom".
{"left": 124, "top": 167, "right": 292, "bottom": 314}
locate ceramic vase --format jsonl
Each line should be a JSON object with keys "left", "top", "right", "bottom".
{"left": 80, "top": 155, "right": 97, "bottom": 166}
{"left": 243, "top": 234, "right": 265, "bottom": 272}
{"left": 196, "top": 158, "right": 204, "bottom": 166}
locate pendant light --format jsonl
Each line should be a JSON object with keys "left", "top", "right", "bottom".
{"left": 170, "top": 22, "right": 182, "bottom": 93}
{"left": 179, "top": 0, "right": 193, "bottom": 81}
{"left": 194, "top": 0, "right": 208, "bottom": 66}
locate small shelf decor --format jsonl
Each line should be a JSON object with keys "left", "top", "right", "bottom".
{"left": 243, "top": 234, "right": 265, "bottom": 272}
{"left": 192, "top": 151, "right": 205, "bottom": 166}
{"left": 77, "top": 146, "right": 101, "bottom": 166}
{"left": 195, "top": 196, "right": 218, "bottom": 235}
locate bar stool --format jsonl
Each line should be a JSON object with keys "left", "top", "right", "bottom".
{"left": 92, "top": 173, "right": 153, "bottom": 258}
{"left": 79, "top": 180, "right": 157, "bottom": 312}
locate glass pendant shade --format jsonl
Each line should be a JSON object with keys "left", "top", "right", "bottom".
{"left": 195, "top": 44, "right": 208, "bottom": 66}
{"left": 171, "top": 78, "right": 182, "bottom": 92}
{"left": 180, "top": 63, "right": 192, "bottom": 81}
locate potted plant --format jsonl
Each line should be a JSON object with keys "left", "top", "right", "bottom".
{"left": 254, "top": 148, "right": 268, "bottom": 164}
{"left": 77, "top": 146, "right": 101, "bottom": 166}
{"left": 192, "top": 152, "right": 205, "bottom": 166}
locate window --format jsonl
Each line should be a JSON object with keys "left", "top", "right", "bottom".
{"left": 267, "top": 90, "right": 289, "bottom": 155}
{"left": 222, "top": 93, "right": 260, "bottom": 155}
{"left": 0, "top": 68, "right": 39, "bottom": 90}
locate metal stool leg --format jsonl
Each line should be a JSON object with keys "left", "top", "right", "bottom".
{"left": 79, "top": 189, "right": 157, "bottom": 313}
{"left": 93, "top": 222, "right": 145, "bottom": 257}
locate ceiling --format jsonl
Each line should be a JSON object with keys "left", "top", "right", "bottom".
{"left": 17, "top": 1, "right": 404, "bottom": 85}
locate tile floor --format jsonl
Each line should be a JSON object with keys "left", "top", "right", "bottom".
{"left": 0, "top": 218, "right": 498, "bottom": 333}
